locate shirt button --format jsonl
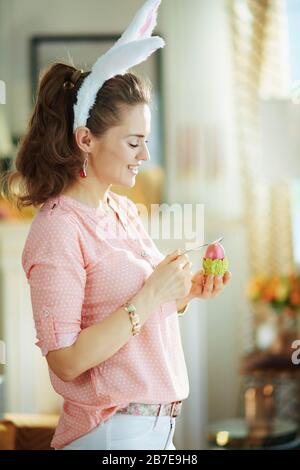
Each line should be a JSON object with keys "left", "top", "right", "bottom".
{"left": 43, "top": 308, "right": 49, "bottom": 317}
{"left": 141, "top": 250, "right": 148, "bottom": 257}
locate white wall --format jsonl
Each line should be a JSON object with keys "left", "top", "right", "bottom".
{"left": 0, "top": 221, "right": 63, "bottom": 415}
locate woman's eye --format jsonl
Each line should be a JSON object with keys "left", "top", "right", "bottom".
{"left": 129, "top": 140, "right": 149, "bottom": 148}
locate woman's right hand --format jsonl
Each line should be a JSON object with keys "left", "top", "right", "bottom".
{"left": 144, "top": 249, "right": 193, "bottom": 305}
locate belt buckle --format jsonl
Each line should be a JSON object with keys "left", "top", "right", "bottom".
{"left": 170, "top": 400, "right": 181, "bottom": 417}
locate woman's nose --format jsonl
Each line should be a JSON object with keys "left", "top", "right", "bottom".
{"left": 138, "top": 144, "right": 150, "bottom": 162}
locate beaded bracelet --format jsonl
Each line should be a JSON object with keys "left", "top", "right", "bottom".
{"left": 123, "top": 302, "right": 141, "bottom": 336}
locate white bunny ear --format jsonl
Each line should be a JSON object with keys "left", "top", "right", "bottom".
{"left": 73, "top": 0, "right": 165, "bottom": 131}
{"left": 73, "top": 36, "right": 165, "bottom": 132}
{"left": 112, "top": 0, "right": 162, "bottom": 49}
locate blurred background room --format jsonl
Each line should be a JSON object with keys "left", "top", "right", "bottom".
{"left": 0, "top": 0, "right": 300, "bottom": 450}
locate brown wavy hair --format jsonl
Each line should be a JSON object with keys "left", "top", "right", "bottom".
{"left": 0, "top": 62, "right": 152, "bottom": 211}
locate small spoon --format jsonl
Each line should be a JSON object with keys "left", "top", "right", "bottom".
{"left": 181, "top": 236, "right": 224, "bottom": 255}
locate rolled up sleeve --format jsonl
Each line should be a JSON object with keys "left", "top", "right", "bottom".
{"left": 22, "top": 213, "right": 86, "bottom": 356}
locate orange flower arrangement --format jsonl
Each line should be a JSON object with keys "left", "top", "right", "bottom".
{"left": 247, "top": 273, "right": 300, "bottom": 314}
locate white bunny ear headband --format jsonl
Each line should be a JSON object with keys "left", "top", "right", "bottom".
{"left": 72, "top": 0, "right": 165, "bottom": 134}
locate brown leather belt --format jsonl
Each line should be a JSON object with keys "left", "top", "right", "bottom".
{"left": 116, "top": 401, "right": 182, "bottom": 418}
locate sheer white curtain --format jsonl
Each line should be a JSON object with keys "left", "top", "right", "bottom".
{"left": 229, "top": 0, "right": 294, "bottom": 340}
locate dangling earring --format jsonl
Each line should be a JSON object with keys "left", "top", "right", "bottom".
{"left": 80, "top": 155, "right": 89, "bottom": 178}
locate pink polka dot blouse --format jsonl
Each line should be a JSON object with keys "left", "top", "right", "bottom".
{"left": 21, "top": 190, "right": 190, "bottom": 449}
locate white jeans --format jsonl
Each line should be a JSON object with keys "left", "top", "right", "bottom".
{"left": 58, "top": 412, "right": 176, "bottom": 450}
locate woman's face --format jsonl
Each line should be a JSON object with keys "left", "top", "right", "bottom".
{"left": 89, "top": 103, "right": 151, "bottom": 188}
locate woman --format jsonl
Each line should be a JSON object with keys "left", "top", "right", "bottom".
{"left": 2, "top": 1, "right": 231, "bottom": 451}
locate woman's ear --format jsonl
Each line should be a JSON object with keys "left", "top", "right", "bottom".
{"left": 74, "top": 126, "right": 93, "bottom": 153}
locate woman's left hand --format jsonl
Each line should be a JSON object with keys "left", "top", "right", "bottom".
{"left": 176, "top": 270, "right": 232, "bottom": 311}
{"left": 189, "top": 270, "right": 232, "bottom": 299}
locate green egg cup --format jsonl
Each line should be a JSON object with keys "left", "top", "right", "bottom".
{"left": 202, "top": 257, "right": 229, "bottom": 276}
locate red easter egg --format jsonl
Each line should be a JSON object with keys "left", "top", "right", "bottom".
{"left": 204, "top": 242, "right": 225, "bottom": 260}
